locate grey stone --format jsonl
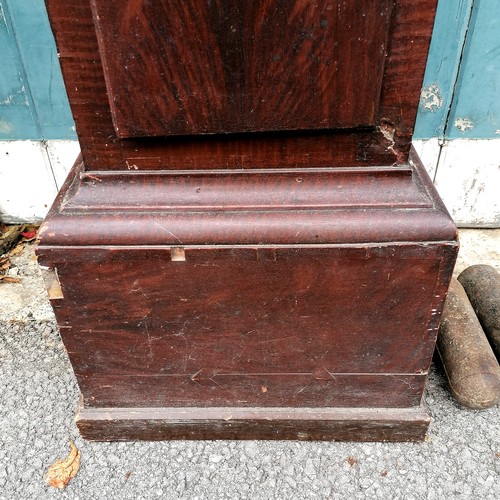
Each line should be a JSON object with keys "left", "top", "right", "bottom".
{"left": 1, "top": 238, "right": 500, "bottom": 500}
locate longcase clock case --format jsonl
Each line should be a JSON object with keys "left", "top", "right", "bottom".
{"left": 37, "top": 0, "right": 458, "bottom": 441}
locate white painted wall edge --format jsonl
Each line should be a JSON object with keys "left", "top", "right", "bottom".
{"left": 1, "top": 139, "right": 498, "bottom": 227}
{"left": 0, "top": 140, "right": 79, "bottom": 224}
{"left": 433, "top": 139, "right": 500, "bottom": 227}
{"left": 414, "top": 138, "right": 500, "bottom": 227}
{"left": 412, "top": 138, "right": 440, "bottom": 180}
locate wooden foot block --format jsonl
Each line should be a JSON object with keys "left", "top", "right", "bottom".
{"left": 76, "top": 402, "right": 430, "bottom": 442}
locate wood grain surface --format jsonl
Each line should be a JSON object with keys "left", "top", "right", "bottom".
{"left": 37, "top": 151, "right": 457, "bottom": 247}
{"left": 45, "top": 0, "right": 438, "bottom": 170}
{"left": 42, "top": 242, "right": 454, "bottom": 408}
{"left": 76, "top": 403, "right": 431, "bottom": 441}
{"left": 91, "top": 0, "right": 391, "bottom": 137}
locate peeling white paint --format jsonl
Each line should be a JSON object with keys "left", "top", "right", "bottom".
{"left": 412, "top": 138, "right": 440, "bottom": 179}
{"left": 0, "top": 119, "right": 14, "bottom": 134}
{"left": 454, "top": 117, "right": 474, "bottom": 132}
{"left": 1, "top": 89, "right": 29, "bottom": 106}
{"left": 0, "top": 4, "right": 10, "bottom": 35}
{"left": 420, "top": 84, "right": 443, "bottom": 111}
{"left": 0, "top": 141, "right": 57, "bottom": 222}
{"left": 45, "top": 140, "right": 81, "bottom": 188}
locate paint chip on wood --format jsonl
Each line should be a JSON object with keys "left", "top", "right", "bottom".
{"left": 454, "top": 118, "right": 474, "bottom": 132}
{"left": 420, "top": 84, "right": 443, "bottom": 112}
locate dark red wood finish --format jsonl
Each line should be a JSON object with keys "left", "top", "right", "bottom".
{"left": 43, "top": 244, "right": 451, "bottom": 408}
{"left": 45, "top": 0, "right": 438, "bottom": 170}
{"left": 92, "top": 0, "right": 392, "bottom": 137}
{"left": 76, "top": 404, "right": 431, "bottom": 442}
{"left": 39, "top": 1, "right": 455, "bottom": 441}
{"left": 37, "top": 150, "right": 458, "bottom": 439}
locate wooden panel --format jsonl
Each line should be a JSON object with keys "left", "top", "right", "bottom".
{"left": 42, "top": 245, "right": 448, "bottom": 408}
{"left": 91, "top": 0, "right": 392, "bottom": 137}
{"left": 0, "top": 0, "right": 75, "bottom": 141}
{"left": 65, "top": 167, "right": 432, "bottom": 211}
{"left": 0, "top": 0, "right": 39, "bottom": 140}
{"left": 76, "top": 374, "right": 426, "bottom": 409}
{"left": 413, "top": 0, "right": 474, "bottom": 140}
{"left": 44, "top": 0, "right": 438, "bottom": 169}
{"left": 377, "top": 0, "right": 439, "bottom": 158}
{"left": 446, "top": 0, "right": 500, "bottom": 139}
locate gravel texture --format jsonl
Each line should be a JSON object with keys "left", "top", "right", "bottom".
{"left": 0, "top": 236, "right": 499, "bottom": 499}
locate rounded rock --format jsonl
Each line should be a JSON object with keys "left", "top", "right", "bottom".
{"left": 437, "top": 278, "right": 500, "bottom": 409}
{"left": 458, "top": 264, "right": 500, "bottom": 358}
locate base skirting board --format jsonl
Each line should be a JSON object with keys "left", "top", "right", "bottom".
{"left": 76, "top": 401, "right": 431, "bottom": 442}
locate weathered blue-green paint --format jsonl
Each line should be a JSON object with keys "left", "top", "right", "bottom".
{"left": 413, "top": 0, "right": 474, "bottom": 140}
{"left": 0, "top": 1, "right": 38, "bottom": 139}
{"left": 0, "top": 0, "right": 75, "bottom": 140}
{"left": 446, "top": 0, "right": 500, "bottom": 139}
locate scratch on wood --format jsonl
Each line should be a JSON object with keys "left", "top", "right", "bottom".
{"left": 152, "top": 221, "right": 183, "bottom": 244}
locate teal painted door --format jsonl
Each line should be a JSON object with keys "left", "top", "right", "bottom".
{"left": 415, "top": 0, "right": 500, "bottom": 140}
{"left": 0, "top": 0, "right": 75, "bottom": 140}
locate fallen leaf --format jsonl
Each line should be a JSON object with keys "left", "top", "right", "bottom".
{"left": 381, "top": 470, "right": 388, "bottom": 477}
{"left": 46, "top": 441, "right": 81, "bottom": 489}
{"left": 125, "top": 471, "right": 132, "bottom": 481}
{"left": 21, "top": 229, "right": 37, "bottom": 240}
{"left": 347, "top": 456, "right": 358, "bottom": 467}
{"left": 0, "top": 276, "right": 21, "bottom": 284}
{"left": 0, "top": 225, "right": 24, "bottom": 254}
{"left": 8, "top": 244, "right": 24, "bottom": 257}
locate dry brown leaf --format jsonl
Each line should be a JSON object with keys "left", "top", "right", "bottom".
{"left": 0, "top": 225, "right": 24, "bottom": 254}
{"left": 8, "top": 244, "right": 24, "bottom": 257}
{"left": 0, "top": 276, "right": 21, "bottom": 284}
{"left": 46, "top": 440, "right": 81, "bottom": 489}
{"left": 0, "top": 255, "right": 12, "bottom": 271}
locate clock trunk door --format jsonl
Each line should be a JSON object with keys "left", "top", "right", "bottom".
{"left": 91, "top": 0, "right": 393, "bottom": 138}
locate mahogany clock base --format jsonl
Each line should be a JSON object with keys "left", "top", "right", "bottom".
{"left": 37, "top": 151, "right": 457, "bottom": 443}
{"left": 76, "top": 400, "right": 431, "bottom": 442}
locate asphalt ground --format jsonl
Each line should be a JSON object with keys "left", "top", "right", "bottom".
{"left": 0, "top": 234, "right": 499, "bottom": 499}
